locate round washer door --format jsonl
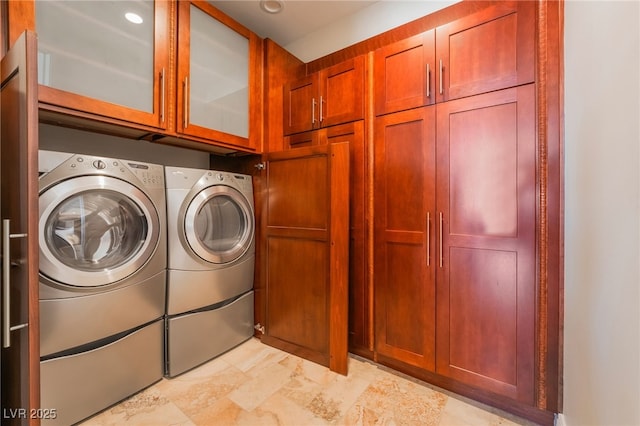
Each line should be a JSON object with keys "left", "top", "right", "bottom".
{"left": 184, "top": 185, "right": 254, "bottom": 264}
{"left": 39, "top": 175, "right": 161, "bottom": 287}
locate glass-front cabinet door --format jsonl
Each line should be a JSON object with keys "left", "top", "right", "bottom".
{"left": 177, "top": 1, "right": 260, "bottom": 150}
{"left": 35, "top": 0, "right": 170, "bottom": 129}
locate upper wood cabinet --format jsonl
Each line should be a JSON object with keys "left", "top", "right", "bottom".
{"left": 374, "top": 1, "right": 534, "bottom": 116}
{"left": 34, "top": 1, "right": 171, "bottom": 129}
{"left": 283, "top": 56, "right": 364, "bottom": 135}
{"left": 374, "top": 31, "right": 436, "bottom": 116}
{"left": 8, "top": 0, "right": 262, "bottom": 153}
{"left": 176, "top": 1, "right": 262, "bottom": 151}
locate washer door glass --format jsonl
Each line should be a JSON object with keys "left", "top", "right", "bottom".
{"left": 185, "top": 186, "right": 253, "bottom": 264}
{"left": 46, "top": 190, "right": 147, "bottom": 271}
{"left": 39, "top": 176, "right": 160, "bottom": 287}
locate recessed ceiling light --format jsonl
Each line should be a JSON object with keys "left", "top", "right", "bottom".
{"left": 260, "top": 0, "right": 284, "bottom": 14}
{"left": 125, "top": 12, "right": 143, "bottom": 24}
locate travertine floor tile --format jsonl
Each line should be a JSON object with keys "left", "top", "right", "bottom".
{"left": 80, "top": 387, "right": 194, "bottom": 426}
{"left": 78, "top": 338, "right": 531, "bottom": 426}
{"left": 438, "top": 397, "right": 523, "bottom": 426}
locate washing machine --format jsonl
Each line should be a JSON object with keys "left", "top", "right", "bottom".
{"left": 38, "top": 150, "right": 166, "bottom": 426}
{"left": 165, "top": 166, "right": 255, "bottom": 377}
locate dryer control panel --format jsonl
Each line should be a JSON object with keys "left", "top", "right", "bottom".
{"left": 126, "top": 162, "right": 165, "bottom": 189}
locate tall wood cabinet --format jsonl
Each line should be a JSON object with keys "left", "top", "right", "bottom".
{"left": 434, "top": 85, "right": 536, "bottom": 402}
{"left": 369, "top": 0, "right": 549, "bottom": 421}
{"left": 374, "top": 106, "right": 436, "bottom": 370}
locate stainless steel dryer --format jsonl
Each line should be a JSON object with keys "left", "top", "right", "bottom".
{"left": 165, "top": 166, "right": 255, "bottom": 377}
{"left": 38, "top": 150, "right": 166, "bottom": 426}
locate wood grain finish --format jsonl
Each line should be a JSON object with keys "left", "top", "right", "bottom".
{"left": 374, "top": 107, "right": 436, "bottom": 371}
{"left": 436, "top": 1, "right": 535, "bottom": 103}
{"left": 282, "top": 122, "right": 369, "bottom": 357}
{"left": 435, "top": 86, "right": 536, "bottom": 403}
{"left": 327, "top": 123, "right": 368, "bottom": 357}
{"left": 283, "top": 56, "right": 364, "bottom": 135}
{"left": 282, "top": 75, "right": 316, "bottom": 135}
{"left": 1, "top": 30, "right": 40, "bottom": 426}
{"left": 262, "top": 144, "right": 350, "bottom": 375}
{"left": 374, "top": 31, "right": 435, "bottom": 115}
{"left": 373, "top": 1, "right": 535, "bottom": 115}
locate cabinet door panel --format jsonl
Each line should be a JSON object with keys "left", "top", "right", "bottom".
{"left": 35, "top": 0, "right": 169, "bottom": 128}
{"left": 436, "top": 86, "right": 536, "bottom": 403}
{"left": 283, "top": 75, "right": 316, "bottom": 135}
{"left": 374, "top": 107, "right": 435, "bottom": 370}
{"left": 321, "top": 56, "right": 365, "bottom": 127}
{"left": 263, "top": 144, "right": 350, "bottom": 374}
{"left": 325, "top": 123, "right": 368, "bottom": 354}
{"left": 1, "top": 30, "right": 40, "bottom": 419}
{"left": 188, "top": 4, "right": 248, "bottom": 137}
{"left": 177, "top": 1, "right": 259, "bottom": 150}
{"left": 374, "top": 31, "right": 435, "bottom": 116}
{"left": 436, "top": 1, "right": 534, "bottom": 102}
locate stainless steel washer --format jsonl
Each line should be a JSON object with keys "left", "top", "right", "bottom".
{"left": 38, "top": 150, "right": 166, "bottom": 426}
{"left": 165, "top": 166, "right": 255, "bottom": 377}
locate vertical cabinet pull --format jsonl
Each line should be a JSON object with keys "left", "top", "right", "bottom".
{"left": 160, "top": 68, "right": 166, "bottom": 124}
{"left": 426, "top": 212, "right": 431, "bottom": 266}
{"left": 183, "top": 77, "right": 189, "bottom": 129}
{"left": 426, "top": 63, "right": 431, "bottom": 98}
{"left": 439, "top": 212, "right": 443, "bottom": 268}
{"left": 439, "top": 59, "right": 444, "bottom": 95}
{"left": 319, "top": 96, "right": 324, "bottom": 124}
{"left": 2, "top": 219, "right": 29, "bottom": 349}
{"left": 312, "top": 97, "right": 317, "bottom": 126}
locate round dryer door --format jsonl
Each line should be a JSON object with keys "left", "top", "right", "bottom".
{"left": 184, "top": 185, "right": 254, "bottom": 264}
{"left": 39, "top": 176, "right": 161, "bottom": 287}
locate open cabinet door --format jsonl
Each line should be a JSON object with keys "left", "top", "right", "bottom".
{"left": 262, "top": 143, "right": 349, "bottom": 374}
{"left": 1, "top": 31, "right": 40, "bottom": 424}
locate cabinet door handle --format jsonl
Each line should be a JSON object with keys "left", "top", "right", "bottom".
{"left": 426, "top": 212, "right": 431, "bottom": 266}
{"left": 319, "top": 96, "right": 324, "bottom": 123}
{"left": 439, "top": 59, "right": 443, "bottom": 95}
{"left": 439, "top": 212, "right": 443, "bottom": 268}
{"left": 2, "top": 219, "right": 29, "bottom": 349}
{"left": 426, "top": 63, "right": 430, "bottom": 98}
{"left": 312, "top": 97, "right": 317, "bottom": 126}
{"left": 183, "top": 77, "right": 189, "bottom": 129}
{"left": 160, "top": 68, "right": 166, "bottom": 124}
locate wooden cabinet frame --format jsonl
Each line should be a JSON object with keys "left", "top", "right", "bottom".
{"left": 6, "top": 0, "right": 264, "bottom": 154}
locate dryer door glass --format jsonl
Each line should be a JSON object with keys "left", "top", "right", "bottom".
{"left": 45, "top": 189, "right": 148, "bottom": 271}
{"left": 39, "top": 175, "right": 161, "bottom": 287}
{"left": 185, "top": 186, "right": 253, "bottom": 264}
{"left": 195, "top": 195, "right": 244, "bottom": 252}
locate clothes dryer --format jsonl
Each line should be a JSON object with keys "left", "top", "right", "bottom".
{"left": 38, "top": 150, "right": 166, "bottom": 426}
{"left": 165, "top": 166, "right": 255, "bottom": 377}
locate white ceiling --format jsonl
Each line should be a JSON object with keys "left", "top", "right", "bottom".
{"left": 209, "top": 1, "right": 378, "bottom": 47}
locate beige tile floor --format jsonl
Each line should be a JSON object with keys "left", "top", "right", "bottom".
{"left": 80, "top": 338, "right": 536, "bottom": 426}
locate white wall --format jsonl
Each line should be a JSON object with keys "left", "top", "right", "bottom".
{"left": 563, "top": 1, "right": 640, "bottom": 425}
{"left": 284, "top": 1, "right": 457, "bottom": 62}
{"left": 289, "top": 1, "right": 640, "bottom": 425}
